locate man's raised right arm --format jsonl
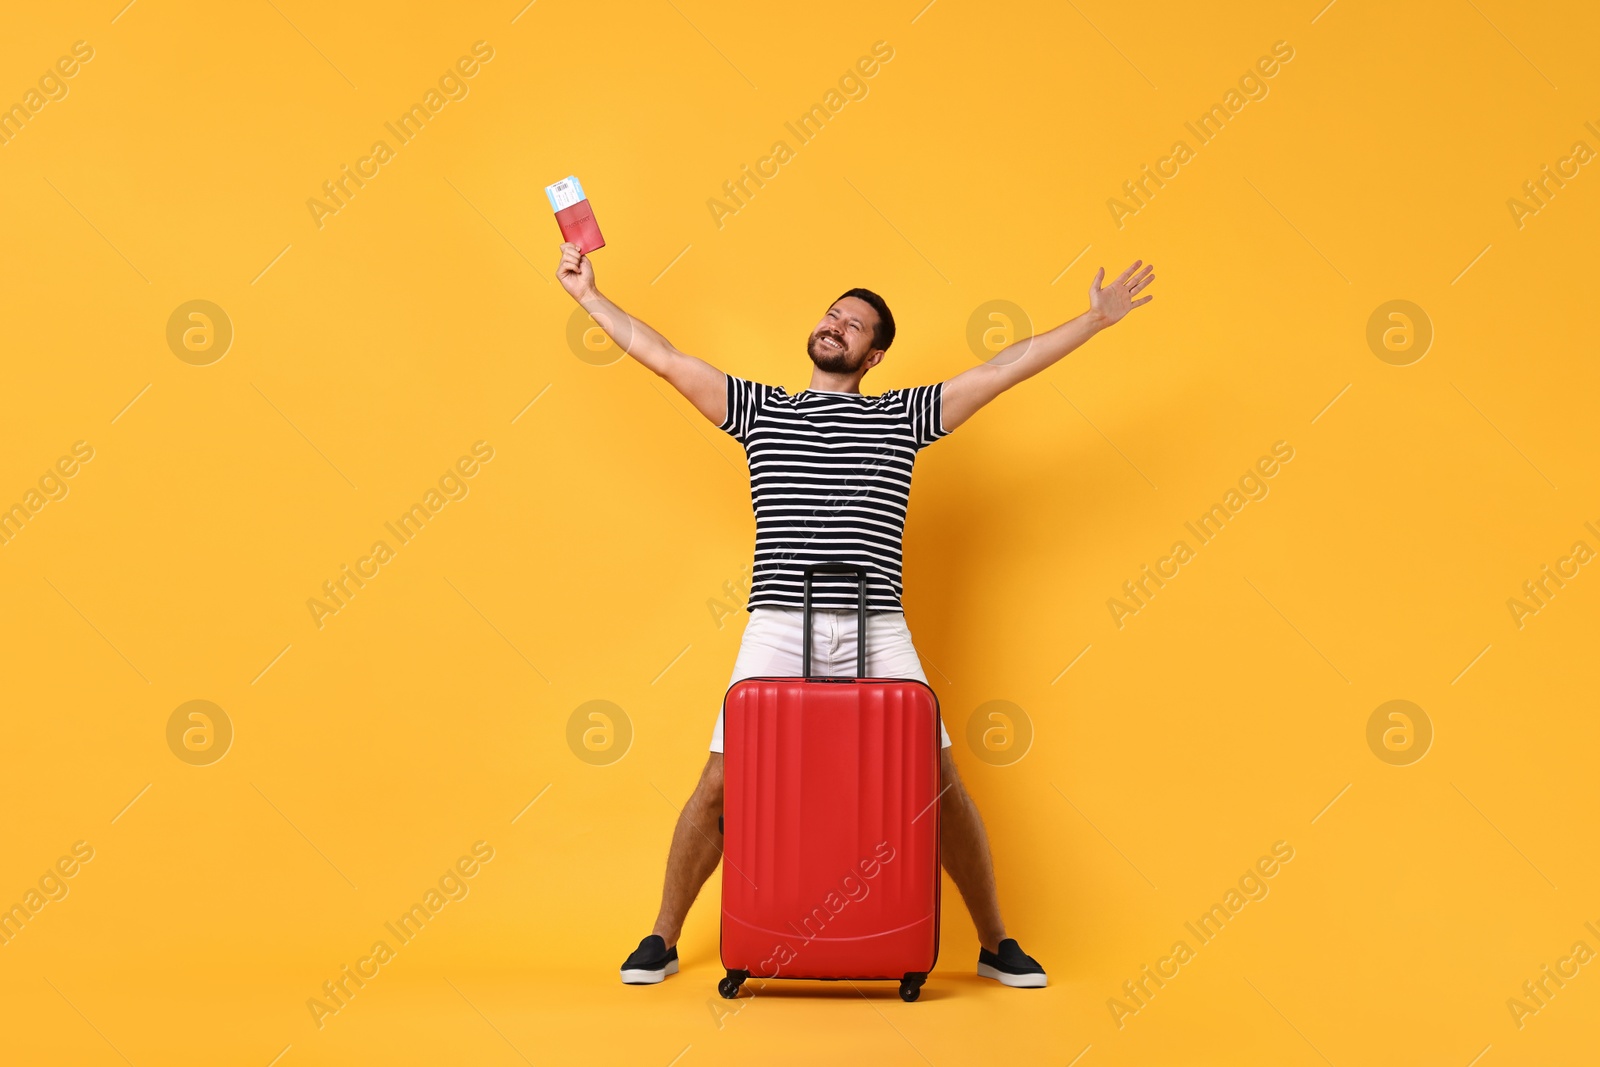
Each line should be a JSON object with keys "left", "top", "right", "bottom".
{"left": 556, "top": 241, "right": 726, "bottom": 425}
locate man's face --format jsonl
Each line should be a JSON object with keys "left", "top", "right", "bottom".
{"left": 806, "top": 297, "right": 881, "bottom": 373}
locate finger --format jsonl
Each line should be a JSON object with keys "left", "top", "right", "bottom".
{"left": 1131, "top": 295, "right": 1153, "bottom": 308}
{"left": 1091, "top": 266, "right": 1105, "bottom": 291}
{"left": 1114, "top": 260, "right": 1142, "bottom": 285}
{"left": 1131, "top": 274, "right": 1155, "bottom": 293}
{"left": 1128, "top": 264, "right": 1153, "bottom": 285}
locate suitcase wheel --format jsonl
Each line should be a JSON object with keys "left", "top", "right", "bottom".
{"left": 899, "top": 973, "right": 926, "bottom": 1003}
{"left": 718, "top": 970, "right": 748, "bottom": 999}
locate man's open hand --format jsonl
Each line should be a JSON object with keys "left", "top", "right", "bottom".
{"left": 557, "top": 241, "right": 597, "bottom": 302}
{"left": 1089, "top": 260, "right": 1155, "bottom": 327}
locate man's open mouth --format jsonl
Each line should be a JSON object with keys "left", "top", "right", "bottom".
{"left": 817, "top": 334, "right": 843, "bottom": 351}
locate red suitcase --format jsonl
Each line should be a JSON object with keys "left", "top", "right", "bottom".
{"left": 718, "top": 563, "right": 942, "bottom": 1002}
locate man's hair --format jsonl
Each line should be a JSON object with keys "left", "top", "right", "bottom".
{"left": 834, "top": 288, "right": 895, "bottom": 352}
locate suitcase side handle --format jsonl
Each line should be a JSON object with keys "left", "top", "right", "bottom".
{"left": 800, "top": 563, "right": 868, "bottom": 678}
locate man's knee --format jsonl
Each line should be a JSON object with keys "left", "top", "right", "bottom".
{"left": 939, "top": 748, "right": 962, "bottom": 791}
{"left": 939, "top": 750, "right": 976, "bottom": 811}
{"left": 693, "top": 754, "right": 725, "bottom": 817}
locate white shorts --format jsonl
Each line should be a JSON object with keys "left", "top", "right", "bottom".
{"left": 709, "top": 607, "right": 952, "bottom": 752}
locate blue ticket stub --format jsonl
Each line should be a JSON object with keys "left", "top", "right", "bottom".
{"left": 545, "top": 176, "right": 586, "bottom": 212}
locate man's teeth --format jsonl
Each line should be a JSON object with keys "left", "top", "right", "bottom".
{"left": 820, "top": 336, "right": 841, "bottom": 349}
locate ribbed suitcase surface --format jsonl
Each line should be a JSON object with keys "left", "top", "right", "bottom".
{"left": 721, "top": 675, "right": 941, "bottom": 982}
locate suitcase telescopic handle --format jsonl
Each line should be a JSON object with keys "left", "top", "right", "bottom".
{"left": 801, "top": 563, "right": 869, "bottom": 679}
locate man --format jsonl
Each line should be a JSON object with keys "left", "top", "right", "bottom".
{"left": 556, "top": 241, "right": 1154, "bottom": 990}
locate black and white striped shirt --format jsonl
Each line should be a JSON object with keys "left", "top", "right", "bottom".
{"left": 718, "top": 375, "right": 952, "bottom": 612}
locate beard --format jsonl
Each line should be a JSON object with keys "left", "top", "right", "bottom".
{"left": 807, "top": 331, "right": 859, "bottom": 373}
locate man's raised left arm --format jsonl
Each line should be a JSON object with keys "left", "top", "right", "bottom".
{"left": 940, "top": 260, "right": 1155, "bottom": 432}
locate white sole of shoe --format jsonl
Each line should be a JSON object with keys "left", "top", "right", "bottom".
{"left": 977, "top": 962, "right": 1048, "bottom": 988}
{"left": 620, "top": 958, "right": 679, "bottom": 985}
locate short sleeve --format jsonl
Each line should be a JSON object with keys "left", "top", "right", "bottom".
{"left": 900, "top": 382, "right": 951, "bottom": 450}
{"left": 718, "top": 374, "right": 775, "bottom": 444}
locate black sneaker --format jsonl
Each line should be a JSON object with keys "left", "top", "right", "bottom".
{"left": 620, "top": 935, "right": 679, "bottom": 985}
{"left": 977, "top": 938, "right": 1047, "bottom": 988}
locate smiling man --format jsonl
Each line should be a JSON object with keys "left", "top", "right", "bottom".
{"left": 557, "top": 241, "right": 1154, "bottom": 990}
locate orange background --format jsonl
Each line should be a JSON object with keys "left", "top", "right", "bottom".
{"left": 1, "top": 1, "right": 1597, "bottom": 1064}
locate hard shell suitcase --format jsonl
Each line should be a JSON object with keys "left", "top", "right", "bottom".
{"left": 718, "top": 563, "right": 942, "bottom": 1002}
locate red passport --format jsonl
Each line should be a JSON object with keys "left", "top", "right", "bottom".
{"left": 546, "top": 176, "right": 604, "bottom": 253}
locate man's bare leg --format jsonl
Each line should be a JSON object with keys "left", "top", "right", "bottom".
{"left": 650, "top": 753, "right": 724, "bottom": 947}
{"left": 938, "top": 747, "right": 1007, "bottom": 954}
{"left": 938, "top": 747, "right": 1047, "bottom": 985}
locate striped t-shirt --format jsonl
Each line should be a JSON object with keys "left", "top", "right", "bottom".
{"left": 718, "top": 375, "right": 952, "bottom": 612}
